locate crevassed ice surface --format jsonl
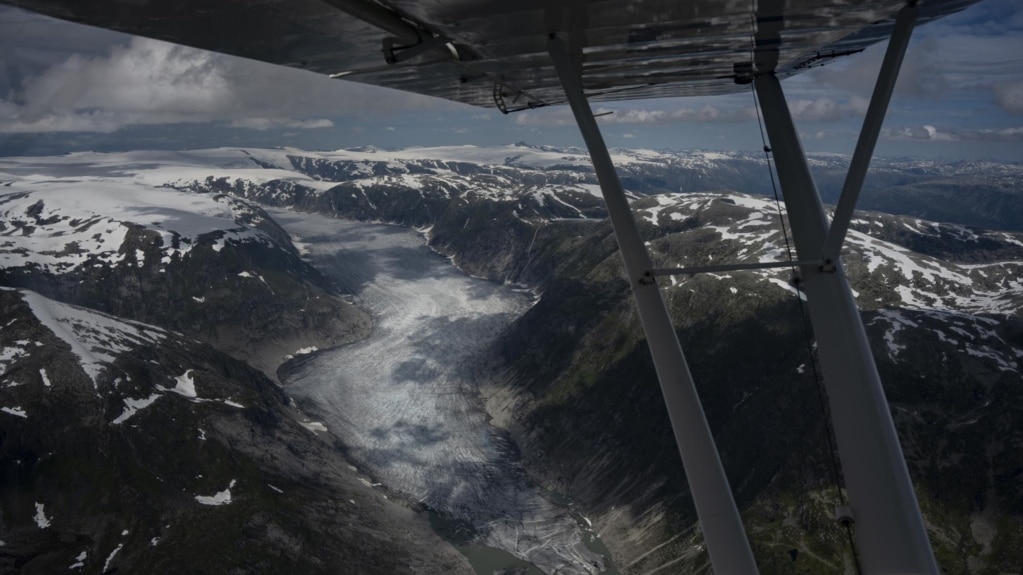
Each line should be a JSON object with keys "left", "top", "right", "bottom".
{"left": 272, "top": 209, "right": 603, "bottom": 575}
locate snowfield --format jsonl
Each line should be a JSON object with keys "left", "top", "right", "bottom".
{"left": 633, "top": 192, "right": 1023, "bottom": 373}
{"left": 17, "top": 288, "right": 167, "bottom": 386}
{"left": 1, "top": 155, "right": 283, "bottom": 275}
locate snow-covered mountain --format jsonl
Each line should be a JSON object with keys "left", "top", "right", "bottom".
{"left": 0, "top": 158, "right": 370, "bottom": 380}
{"left": 0, "top": 287, "right": 471, "bottom": 575}
{"left": 2, "top": 144, "right": 1022, "bottom": 575}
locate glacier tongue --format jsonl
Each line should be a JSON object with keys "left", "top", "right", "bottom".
{"left": 273, "top": 209, "right": 604, "bottom": 575}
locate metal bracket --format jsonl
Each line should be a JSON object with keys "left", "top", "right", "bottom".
{"left": 650, "top": 259, "right": 822, "bottom": 277}
{"left": 638, "top": 271, "right": 657, "bottom": 286}
{"left": 836, "top": 505, "right": 855, "bottom": 527}
{"left": 493, "top": 84, "right": 544, "bottom": 114}
{"left": 732, "top": 61, "right": 755, "bottom": 85}
{"left": 383, "top": 34, "right": 454, "bottom": 64}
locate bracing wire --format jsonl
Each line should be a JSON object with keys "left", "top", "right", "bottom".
{"left": 751, "top": 81, "right": 864, "bottom": 575}
{"left": 747, "top": 7, "right": 862, "bottom": 574}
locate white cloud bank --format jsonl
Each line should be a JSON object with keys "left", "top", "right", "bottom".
{"left": 0, "top": 29, "right": 453, "bottom": 133}
{"left": 884, "top": 124, "right": 1023, "bottom": 142}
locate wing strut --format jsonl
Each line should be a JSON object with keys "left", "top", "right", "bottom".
{"left": 548, "top": 34, "right": 760, "bottom": 575}
{"left": 752, "top": 3, "right": 937, "bottom": 572}
{"left": 824, "top": 2, "right": 919, "bottom": 260}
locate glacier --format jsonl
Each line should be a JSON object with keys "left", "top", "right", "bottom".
{"left": 274, "top": 209, "right": 605, "bottom": 575}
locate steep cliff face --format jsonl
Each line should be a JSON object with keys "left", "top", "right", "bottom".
{"left": 0, "top": 288, "right": 472, "bottom": 575}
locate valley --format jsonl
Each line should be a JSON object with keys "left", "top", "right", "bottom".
{"left": 271, "top": 210, "right": 605, "bottom": 574}
{"left": 1, "top": 145, "right": 1021, "bottom": 574}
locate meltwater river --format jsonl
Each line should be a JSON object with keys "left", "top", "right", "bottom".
{"left": 270, "top": 209, "right": 605, "bottom": 575}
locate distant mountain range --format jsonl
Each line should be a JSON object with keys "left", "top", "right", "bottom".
{"left": 1, "top": 144, "right": 1021, "bottom": 574}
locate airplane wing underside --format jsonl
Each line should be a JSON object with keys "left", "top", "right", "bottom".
{"left": 1, "top": 0, "right": 977, "bottom": 110}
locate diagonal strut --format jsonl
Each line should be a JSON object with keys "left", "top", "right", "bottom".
{"left": 823, "top": 2, "right": 919, "bottom": 261}
{"left": 548, "top": 33, "right": 760, "bottom": 575}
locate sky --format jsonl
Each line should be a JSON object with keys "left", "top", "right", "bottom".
{"left": 0, "top": 0, "right": 1021, "bottom": 160}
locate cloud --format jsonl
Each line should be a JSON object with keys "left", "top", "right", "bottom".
{"left": 0, "top": 13, "right": 457, "bottom": 134}
{"left": 883, "top": 124, "right": 1023, "bottom": 142}
{"left": 994, "top": 81, "right": 1023, "bottom": 115}
{"left": 228, "top": 118, "right": 334, "bottom": 130}
{"left": 513, "top": 101, "right": 759, "bottom": 127}
{"left": 790, "top": 1, "right": 1023, "bottom": 123}
{"left": 800, "top": 37, "right": 952, "bottom": 100}
{"left": 786, "top": 97, "right": 868, "bottom": 122}
{"left": 800, "top": 130, "right": 831, "bottom": 141}
{"left": 971, "top": 126, "right": 1023, "bottom": 140}
{"left": 512, "top": 107, "right": 575, "bottom": 127}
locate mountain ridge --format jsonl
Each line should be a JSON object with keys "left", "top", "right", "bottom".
{"left": 2, "top": 145, "right": 1021, "bottom": 574}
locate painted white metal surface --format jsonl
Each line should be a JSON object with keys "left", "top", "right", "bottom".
{"left": 755, "top": 71, "right": 939, "bottom": 575}
{"left": 550, "top": 34, "right": 760, "bottom": 575}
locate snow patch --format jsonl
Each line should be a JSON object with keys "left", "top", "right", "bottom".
{"left": 871, "top": 310, "right": 920, "bottom": 360}
{"left": 300, "top": 421, "right": 328, "bottom": 433}
{"left": 103, "top": 543, "right": 122, "bottom": 572}
{"left": 2, "top": 406, "right": 27, "bottom": 418}
{"left": 34, "top": 502, "right": 50, "bottom": 528}
{"left": 111, "top": 394, "right": 161, "bottom": 424}
{"left": 765, "top": 277, "right": 806, "bottom": 301}
{"left": 170, "top": 370, "right": 197, "bottom": 398}
{"left": 283, "top": 346, "right": 319, "bottom": 360}
{"left": 20, "top": 290, "right": 166, "bottom": 387}
{"left": 195, "top": 480, "right": 236, "bottom": 506}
